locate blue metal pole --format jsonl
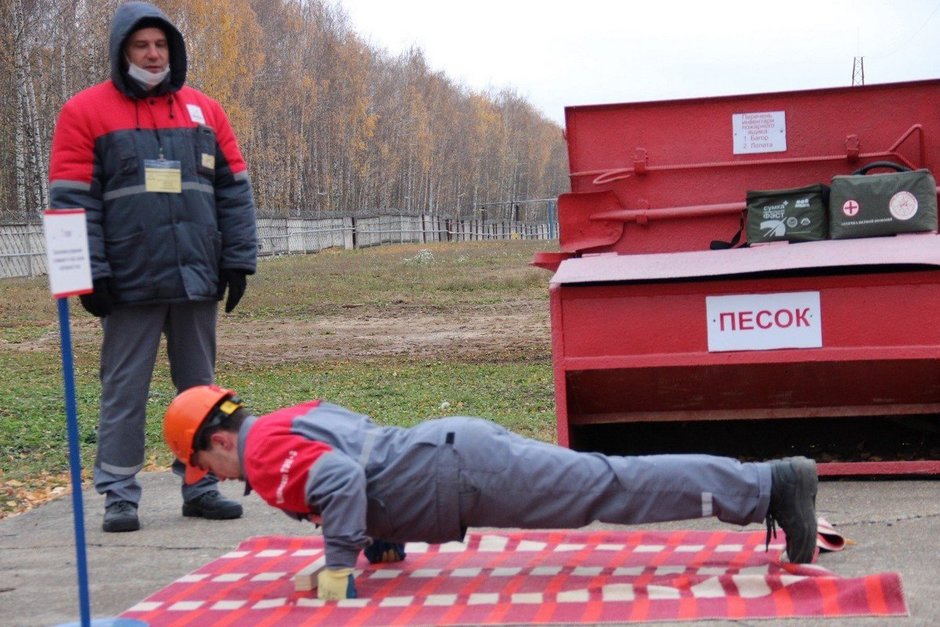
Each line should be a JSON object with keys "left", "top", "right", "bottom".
{"left": 58, "top": 297, "right": 91, "bottom": 627}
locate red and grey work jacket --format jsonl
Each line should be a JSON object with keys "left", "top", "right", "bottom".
{"left": 239, "top": 402, "right": 467, "bottom": 568}
{"left": 48, "top": 2, "right": 255, "bottom": 306}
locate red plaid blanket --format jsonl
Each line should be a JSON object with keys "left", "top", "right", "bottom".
{"left": 121, "top": 529, "right": 907, "bottom": 625}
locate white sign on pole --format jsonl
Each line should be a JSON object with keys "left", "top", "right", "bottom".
{"left": 732, "top": 110, "right": 787, "bottom": 154}
{"left": 43, "top": 209, "right": 93, "bottom": 298}
{"left": 706, "top": 291, "right": 822, "bottom": 352}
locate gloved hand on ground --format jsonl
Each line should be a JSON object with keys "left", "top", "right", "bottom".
{"left": 317, "top": 567, "right": 357, "bottom": 600}
{"left": 364, "top": 539, "right": 407, "bottom": 564}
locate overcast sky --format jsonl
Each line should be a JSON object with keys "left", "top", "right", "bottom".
{"left": 339, "top": 0, "right": 940, "bottom": 126}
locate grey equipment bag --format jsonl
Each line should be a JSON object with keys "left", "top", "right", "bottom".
{"left": 829, "top": 161, "right": 938, "bottom": 239}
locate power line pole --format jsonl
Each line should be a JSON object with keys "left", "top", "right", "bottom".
{"left": 852, "top": 56, "right": 865, "bottom": 86}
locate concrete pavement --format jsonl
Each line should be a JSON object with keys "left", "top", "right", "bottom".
{"left": 1, "top": 472, "right": 938, "bottom": 626}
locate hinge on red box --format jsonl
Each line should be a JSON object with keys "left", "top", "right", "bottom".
{"left": 634, "top": 148, "right": 648, "bottom": 175}
{"left": 845, "top": 134, "right": 860, "bottom": 162}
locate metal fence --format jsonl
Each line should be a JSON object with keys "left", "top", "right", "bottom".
{"left": 1, "top": 214, "right": 558, "bottom": 279}
{"left": 0, "top": 223, "right": 46, "bottom": 279}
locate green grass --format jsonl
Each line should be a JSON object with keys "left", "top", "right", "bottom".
{"left": 0, "top": 240, "right": 556, "bottom": 516}
{"left": 241, "top": 242, "right": 548, "bottom": 318}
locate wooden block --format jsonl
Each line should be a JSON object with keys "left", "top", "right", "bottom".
{"left": 294, "top": 556, "right": 327, "bottom": 592}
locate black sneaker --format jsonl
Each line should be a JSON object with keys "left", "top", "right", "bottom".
{"left": 103, "top": 501, "right": 139, "bottom": 533}
{"left": 765, "top": 456, "right": 818, "bottom": 563}
{"left": 182, "top": 490, "right": 243, "bottom": 520}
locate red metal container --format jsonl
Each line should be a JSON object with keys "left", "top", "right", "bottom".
{"left": 538, "top": 80, "right": 940, "bottom": 476}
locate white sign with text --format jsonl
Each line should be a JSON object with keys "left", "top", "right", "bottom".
{"left": 43, "top": 209, "right": 92, "bottom": 298}
{"left": 706, "top": 291, "right": 822, "bottom": 352}
{"left": 732, "top": 110, "right": 787, "bottom": 154}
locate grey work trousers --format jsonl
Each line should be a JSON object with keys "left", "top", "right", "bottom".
{"left": 453, "top": 421, "right": 771, "bottom": 529}
{"left": 368, "top": 418, "right": 772, "bottom": 546}
{"left": 93, "top": 301, "right": 219, "bottom": 506}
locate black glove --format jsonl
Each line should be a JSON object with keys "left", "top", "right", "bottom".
{"left": 78, "top": 278, "right": 113, "bottom": 318}
{"left": 364, "top": 539, "right": 406, "bottom": 564}
{"left": 217, "top": 269, "right": 247, "bottom": 313}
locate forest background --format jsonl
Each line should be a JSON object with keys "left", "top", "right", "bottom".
{"left": 1, "top": 0, "right": 570, "bottom": 221}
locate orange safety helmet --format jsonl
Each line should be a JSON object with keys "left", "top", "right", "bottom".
{"left": 163, "top": 384, "right": 241, "bottom": 484}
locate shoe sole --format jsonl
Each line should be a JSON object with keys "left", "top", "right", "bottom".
{"left": 785, "top": 457, "right": 818, "bottom": 563}
{"left": 182, "top": 505, "right": 243, "bottom": 520}
{"left": 102, "top": 519, "right": 140, "bottom": 532}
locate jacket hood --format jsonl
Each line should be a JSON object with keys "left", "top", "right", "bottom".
{"left": 109, "top": 1, "right": 187, "bottom": 98}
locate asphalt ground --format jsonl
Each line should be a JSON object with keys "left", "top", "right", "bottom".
{"left": 1, "top": 471, "right": 938, "bottom": 626}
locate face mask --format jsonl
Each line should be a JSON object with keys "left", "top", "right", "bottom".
{"left": 126, "top": 58, "right": 171, "bottom": 90}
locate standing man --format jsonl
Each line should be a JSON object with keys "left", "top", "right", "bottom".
{"left": 48, "top": 1, "right": 257, "bottom": 532}
{"left": 164, "top": 385, "right": 819, "bottom": 601}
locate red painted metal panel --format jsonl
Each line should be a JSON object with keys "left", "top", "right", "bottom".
{"left": 544, "top": 81, "right": 940, "bottom": 475}
{"left": 553, "top": 270, "right": 940, "bottom": 412}
{"left": 559, "top": 79, "right": 940, "bottom": 255}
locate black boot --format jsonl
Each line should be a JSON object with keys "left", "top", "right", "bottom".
{"left": 182, "top": 490, "right": 243, "bottom": 520}
{"left": 765, "top": 457, "right": 818, "bottom": 563}
{"left": 103, "top": 501, "right": 140, "bottom": 532}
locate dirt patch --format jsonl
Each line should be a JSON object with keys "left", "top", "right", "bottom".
{"left": 218, "top": 300, "right": 551, "bottom": 364}
{"left": 7, "top": 299, "right": 552, "bottom": 365}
